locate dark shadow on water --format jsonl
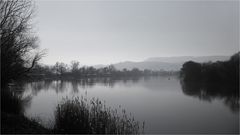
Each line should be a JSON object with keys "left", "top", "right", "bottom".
{"left": 1, "top": 85, "right": 32, "bottom": 115}
{"left": 180, "top": 81, "right": 239, "bottom": 113}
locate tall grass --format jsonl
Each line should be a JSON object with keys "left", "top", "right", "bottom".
{"left": 54, "top": 96, "right": 144, "bottom": 134}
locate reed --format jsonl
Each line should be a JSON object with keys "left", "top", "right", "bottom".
{"left": 54, "top": 96, "right": 144, "bottom": 134}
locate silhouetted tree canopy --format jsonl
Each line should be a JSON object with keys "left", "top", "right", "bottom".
{"left": 180, "top": 52, "right": 239, "bottom": 85}
{"left": 0, "top": 0, "right": 44, "bottom": 87}
{"left": 181, "top": 61, "right": 202, "bottom": 82}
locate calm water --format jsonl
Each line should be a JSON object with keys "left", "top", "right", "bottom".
{"left": 20, "top": 76, "right": 239, "bottom": 133}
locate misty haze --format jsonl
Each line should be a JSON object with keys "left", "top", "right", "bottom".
{"left": 1, "top": 0, "right": 239, "bottom": 134}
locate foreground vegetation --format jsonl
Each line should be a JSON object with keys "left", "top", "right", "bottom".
{"left": 54, "top": 97, "right": 144, "bottom": 134}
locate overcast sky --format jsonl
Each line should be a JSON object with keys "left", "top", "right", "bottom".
{"left": 36, "top": 0, "right": 239, "bottom": 65}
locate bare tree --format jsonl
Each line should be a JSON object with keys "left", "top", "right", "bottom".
{"left": 53, "top": 62, "right": 68, "bottom": 76}
{"left": 70, "top": 61, "right": 80, "bottom": 74}
{"left": 0, "top": 0, "right": 44, "bottom": 87}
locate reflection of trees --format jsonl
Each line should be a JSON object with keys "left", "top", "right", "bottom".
{"left": 24, "top": 76, "right": 145, "bottom": 94}
{"left": 180, "top": 81, "right": 239, "bottom": 113}
{"left": 14, "top": 84, "right": 33, "bottom": 110}
{"left": 58, "top": 81, "right": 66, "bottom": 93}
{"left": 71, "top": 80, "right": 79, "bottom": 93}
{"left": 75, "top": 77, "right": 143, "bottom": 89}
{"left": 27, "top": 80, "right": 53, "bottom": 95}
{"left": 2, "top": 76, "right": 150, "bottom": 116}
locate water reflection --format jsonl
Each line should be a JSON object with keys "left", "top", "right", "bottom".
{"left": 11, "top": 76, "right": 240, "bottom": 115}
{"left": 8, "top": 76, "right": 239, "bottom": 133}
{"left": 24, "top": 76, "right": 239, "bottom": 114}
{"left": 180, "top": 81, "right": 239, "bottom": 113}
{"left": 26, "top": 77, "right": 145, "bottom": 95}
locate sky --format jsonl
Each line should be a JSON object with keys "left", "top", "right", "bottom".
{"left": 35, "top": 0, "right": 239, "bottom": 66}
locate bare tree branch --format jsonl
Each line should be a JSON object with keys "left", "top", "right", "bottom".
{"left": 1, "top": 0, "right": 43, "bottom": 86}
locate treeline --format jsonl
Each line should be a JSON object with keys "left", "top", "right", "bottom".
{"left": 180, "top": 52, "right": 239, "bottom": 85}
{"left": 29, "top": 61, "right": 178, "bottom": 79}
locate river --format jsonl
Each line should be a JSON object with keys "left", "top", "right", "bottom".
{"left": 19, "top": 76, "right": 239, "bottom": 133}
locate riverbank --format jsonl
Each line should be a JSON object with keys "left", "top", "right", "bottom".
{"left": 1, "top": 112, "right": 50, "bottom": 134}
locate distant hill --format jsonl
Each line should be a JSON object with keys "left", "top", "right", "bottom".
{"left": 94, "top": 56, "right": 230, "bottom": 71}
{"left": 113, "top": 61, "right": 181, "bottom": 71}
{"left": 145, "top": 56, "right": 230, "bottom": 63}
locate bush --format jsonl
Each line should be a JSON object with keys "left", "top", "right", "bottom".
{"left": 54, "top": 96, "right": 144, "bottom": 134}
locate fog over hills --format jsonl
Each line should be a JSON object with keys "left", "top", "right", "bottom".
{"left": 95, "top": 56, "right": 230, "bottom": 71}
